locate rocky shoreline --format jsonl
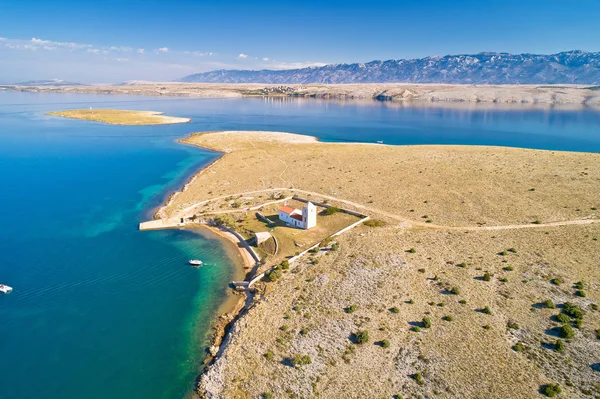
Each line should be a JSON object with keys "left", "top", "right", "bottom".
{"left": 5, "top": 83, "right": 600, "bottom": 106}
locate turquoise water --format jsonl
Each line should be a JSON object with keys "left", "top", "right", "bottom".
{"left": 0, "top": 92, "right": 599, "bottom": 399}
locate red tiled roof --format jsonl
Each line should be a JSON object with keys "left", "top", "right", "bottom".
{"left": 279, "top": 206, "right": 296, "bottom": 215}
{"left": 291, "top": 214, "right": 303, "bottom": 221}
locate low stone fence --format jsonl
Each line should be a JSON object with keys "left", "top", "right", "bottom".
{"left": 292, "top": 196, "right": 367, "bottom": 218}
{"left": 245, "top": 215, "right": 369, "bottom": 288}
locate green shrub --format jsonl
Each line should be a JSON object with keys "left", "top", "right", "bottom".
{"left": 456, "top": 263, "right": 467, "bottom": 268}
{"left": 512, "top": 342, "right": 525, "bottom": 352}
{"left": 459, "top": 299, "right": 467, "bottom": 305}
{"left": 324, "top": 206, "right": 341, "bottom": 216}
{"left": 499, "top": 277, "right": 508, "bottom": 283}
{"left": 482, "top": 272, "right": 491, "bottom": 282}
{"left": 345, "top": 305, "right": 357, "bottom": 314}
{"left": 407, "top": 248, "right": 416, "bottom": 253}
{"left": 279, "top": 325, "right": 289, "bottom": 331}
{"left": 541, "top": 384, "right": 561, "bottom": 397}
{"left": 380, "top": 339, "right": 390, "bottom": 348}
{"left": 498, "top": 250, "right": 508, "bottom": 256}
{"left": 482, "top": 306, "right": 492, "bottom": 315}
{"left": 422, "top": 317, "right": 432, "bottom": 328}
{"left": 450, "top": 287, "right": 460, "bottom": 295}
{"left": 280, "top": 260, "right": 290, "bottom": 270}
{"left": 363, "top": 219, "right": 385, "bottom": 227}
{"left": 575, "top": 290, "right": 586, "bottom": 298}
{"left": 507, "top": 321, "right": 519, "bottom": 330}
{"left": 574, "top": 281, "right": 584, "bottom": 290}
{"left": 354, "top": 330, "right": 369, "bottom": 344}
{"left": 442, "top": 315, "right": 454, "bottom": 322}
{"left": 408, "top": 299, "right": 415, "bottom": 304}
{"left": 596, "top": 329, "right": 600, "bottom": 340}
{"left": 264, "top": 351, "right": 273, "bottom": 360}
{"left": 292, "top": 353, "right": 312, "bottom": 367}
{"left": 563, "top": 302, "right": 584, "bottom": 319}
{"left": 553, "top": 339, "right": 565, "bottom": 353}
{"left": 412, "top": 326, "right": 421, "bottom": 332}
{"left": 573, "top": 318, "right": 582, "bottom": 329}
{"left": 331, "top": 242, "right": 340, "bottom": 251}
{"left": 550, "top": 278, "right": 563, "bottom": 285}
{"left": 532, "top": 219, "right": 542, "bottom": 225}
{"left": 482, "top": 324, "right": 491, "bottom": 330}
{"left": 503, "top": 265, "right": 514, "bottom": 271}
{"left": 544, "top": 299, "right": 556, "bottom": 309}
{"left": 556, "top": 313, "right": 570, "bottom": 323}
{"left": 263, "top": 392, "right": 273, "bottom": 399}
{"left": 560, "top": 324, "right": 575, "bottom": 339}
{"left": 413, "top": 372, "right": 424, "bottom": 385}
{"left": 266, "top": 267, "right": 283, "bottom": 282}
{"left": 300, "top": 328, "right": 309, "bottom": 336}
{"left": 389, "top": 307, "right": 400, "bottom": 314}
{"left": 507, "top": 248, "right": 517, "bottom": 253}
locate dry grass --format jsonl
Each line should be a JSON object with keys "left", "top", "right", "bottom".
{"left": 165, "top": 131, "right": 600, "bottom": 227}
{"left": 47, "top": 109, "right": 190, "bottom": 125}
{"left": 202, "top": 224, "right": 600, "bottom": 399}
{"left": 170, "top": 131, "right": 600, "bottom": 398}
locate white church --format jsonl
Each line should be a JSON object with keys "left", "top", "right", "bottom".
{"left": 278, "top": 202, "right": 317, "bottom": 229}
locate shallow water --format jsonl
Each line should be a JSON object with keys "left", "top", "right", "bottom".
{"left": 0, "top": 91, "right": 599, "bottom": 399}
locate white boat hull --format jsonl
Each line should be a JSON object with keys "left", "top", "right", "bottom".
{"left": 0, "top": 285, "right": 12, "bottom": 294}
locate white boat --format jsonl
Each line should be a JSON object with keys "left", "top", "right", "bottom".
{"left": 376, "top": 140, "right": 384, "bottom": 144}
{"left": 189, "top": 260, "right": 203, "bottom": 266}
{"left": 0, "top": 284, "right": 13, "bottom": 294}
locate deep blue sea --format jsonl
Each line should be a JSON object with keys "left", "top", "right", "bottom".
{"left": 1, "top": 91, "right": 599, "bottom": 399}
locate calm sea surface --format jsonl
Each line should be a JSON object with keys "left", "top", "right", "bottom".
{"left": 0, "top": 91, "right": 599, "bottom": 399}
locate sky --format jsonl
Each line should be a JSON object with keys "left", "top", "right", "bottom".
{"left": 0, "top": 0, "right": 599, "bottom": 83}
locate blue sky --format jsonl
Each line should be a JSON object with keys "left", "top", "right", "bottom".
{"left": 1, "top": 0, "right": 599, "bottom": 83}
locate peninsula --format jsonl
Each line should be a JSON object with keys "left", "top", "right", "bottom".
{"left": 47, "top": 109, "right": 191, "bottom": 125}
{"left": 152, "top": 131, "right": 600, "bottom": 399}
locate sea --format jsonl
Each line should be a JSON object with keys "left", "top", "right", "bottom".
{"left": 1, "top": 91, "right": 599, "bottom": 399}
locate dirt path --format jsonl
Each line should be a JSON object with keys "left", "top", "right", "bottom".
{"left": 175, "top": 187, "right": 599, "bottom": 232}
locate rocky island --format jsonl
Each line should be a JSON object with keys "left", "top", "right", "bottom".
{"left": 47, "top": 109, "right": 191, "bottom": 125}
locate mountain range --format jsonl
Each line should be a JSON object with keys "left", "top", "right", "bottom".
{"left": 179, "top": 51, "right": 600, "bottom": 85}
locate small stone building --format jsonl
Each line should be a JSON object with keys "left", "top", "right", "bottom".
{"left": 254, "top": 231, "right": 272, "bottom": 245}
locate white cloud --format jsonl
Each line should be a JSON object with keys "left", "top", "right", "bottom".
{"left": 157, "top": 47, "right": 169, "bottom": 53}
{"left": 109, "top": 46, "right": 132, "bottom": 52}
{"left": 262, "top": 57, "right": 269, "bottom": 61}
{"left": 31, "top": 37, "right": 91, "bottom": 50}
{"left": 269, "top": 61, "right": 327, "bottom": 70}
{"left": 183, "top": 50, "right": 214, "bottom": 56}
{"left": 238, "top": 53, "right": 248, "bottom": 59}
{"left": 116, "top": 58, "right": 129, "bottom": 62}
{"left": 137, "top": 48, "right": 145, "bottom": 54}
{"left": 87, "top": 49, "right": 100, "bottom": 54}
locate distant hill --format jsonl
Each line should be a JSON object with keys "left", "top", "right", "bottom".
{"left": 179, "top": 50, "right": 600, "bottom": 85}
{"left": 13, "top": 79, "right": 86, "bottom": 86}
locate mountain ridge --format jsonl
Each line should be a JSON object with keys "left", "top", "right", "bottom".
{"left": 179, "top": 50, "right": 600, "bottom": 84}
